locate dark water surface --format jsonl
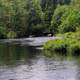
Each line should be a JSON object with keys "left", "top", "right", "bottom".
{"left": 0, "top": 43, "right": 80, "bottom": 80}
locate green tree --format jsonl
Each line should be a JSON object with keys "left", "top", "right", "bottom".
{"left": 51, "top": 5, "right": 80, "bottom": 33}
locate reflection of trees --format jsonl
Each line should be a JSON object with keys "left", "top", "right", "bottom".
{"left": 76, "top": 66, "right": 80, "bottom": 80}
{"left": 43, "top": 50, "right": 79, "bottom": 80}
{"left": 43, "top": 50, "right": 68, "bottom": 60}
{"left": 0, "top": 43, "right": 40, "bottom": 66}
{"left": 43, "top": 50, "right": 80, "bottom": 61}
{"left": 75, "top": 57, "right": 80, "bottom": 80}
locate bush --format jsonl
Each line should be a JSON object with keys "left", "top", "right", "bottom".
{"left": 68, "top": 40, "right": 80, "bottom": 55}
{"left": 44, "top": 31, "right": 80, "bottom": 55}
{"left": 44, "top": 39, "right": 67, "bottom": 53}
{"left": 7, "top": 31, "right": 17, "bottom": 39}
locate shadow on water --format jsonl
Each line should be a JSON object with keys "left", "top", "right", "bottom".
{"left": 0, "top": 43, "right": 41, "bottom": 66}
{"left": 0, "top": 43, "right": 80, "bottom": 80}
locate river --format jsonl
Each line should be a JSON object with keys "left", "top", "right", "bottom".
{"left": 0, "top": 41, "right": 80, "bottom": 80}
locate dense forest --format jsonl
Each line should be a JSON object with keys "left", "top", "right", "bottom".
{"left": 0, "top": 0, "right": 80, "bottom": 38}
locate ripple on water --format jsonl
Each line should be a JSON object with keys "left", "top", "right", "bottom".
{"left": 0, "top": 43, "right": 79, "bottom": 80}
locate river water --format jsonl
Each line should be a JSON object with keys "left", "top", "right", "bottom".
{"left": 0, "top": 43, "right": 80, "bottom": 80}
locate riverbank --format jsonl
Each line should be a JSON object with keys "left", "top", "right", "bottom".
{"left": 44, "top": 31, "right": 80, "bottom": 55}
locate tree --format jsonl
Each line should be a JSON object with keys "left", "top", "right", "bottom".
{"left": 51, "top": 5, "right": 80, "bottom": 33}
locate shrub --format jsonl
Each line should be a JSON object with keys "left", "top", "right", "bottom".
{"left": 44, "top": 31, "right": 80, "bottom": 55}
{"left": 7, "top": 31, "right": 17, "bottom": 39}
{"left": 44, "top": 39, "right": 67, "bottom": 53}
{"left": 69, "top": 40, "right": 80, "bottom": 55}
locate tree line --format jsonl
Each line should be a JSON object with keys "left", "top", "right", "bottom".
{"left": 0, "top": 0, "right": 80, "bottom": 38}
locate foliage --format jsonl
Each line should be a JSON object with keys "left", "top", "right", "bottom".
{"left": 32, "top": 0, "right": 44, "bottom": 20}
{"left": 0, "top": 0, "right": 31, "bottom": 38}
{"left": 71, "top": 0, "right": 80, "bottom": 10}
{"left": 44, "top": 39, "right": 67, "bottom": 53}
{"left": 59, "top": 8, "right": 80, "bottom": 33}
{"left": 51, "top": 5, "right": 80, "bottom": 33}
{"left": 7, "top": 31, "right": 16, "bottom": 39}
{"left": 51, "top": 5, "right": 68, "bottom": 33}
{"left": 44, "top": 30, "right": 80, "bottom": 55}
{"left": 0, "top": 0, "right": 80, "bottom": 38}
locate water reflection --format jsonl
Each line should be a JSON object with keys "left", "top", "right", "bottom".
{"left": 0, "top": 43, "right": 39, "bottom": 66}
{"left": 0, "top": 43, "right": 80, "bottom": 80}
